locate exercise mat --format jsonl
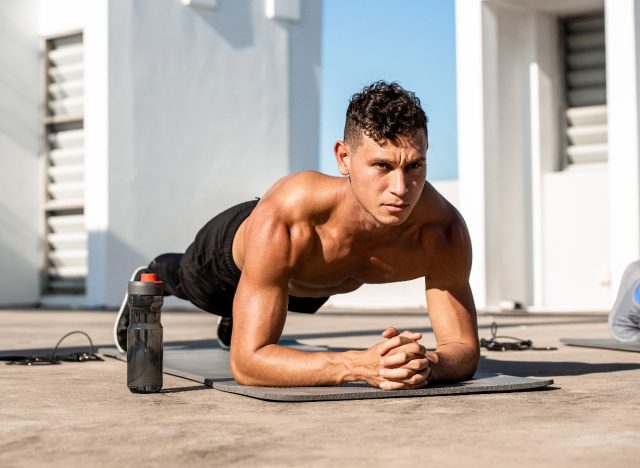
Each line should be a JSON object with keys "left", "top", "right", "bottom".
{"left": 100, "top": 341, "right": 554, "bottom": 402}
{"left": 560, "top": 338, "right": 640, "bottom": 353}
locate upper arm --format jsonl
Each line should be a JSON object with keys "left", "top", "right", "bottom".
{"left": 229, "top": 204, "right": 303, "bottom": 372}
{"left": 424, "top": 213, "right": 478, "bottom": 350}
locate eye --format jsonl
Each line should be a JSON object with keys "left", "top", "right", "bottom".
{"left": 373, "top": 162, "right": 391, "bottom": 170}
{"left": 406, "top": 162, "right": 424, "bottom": 170}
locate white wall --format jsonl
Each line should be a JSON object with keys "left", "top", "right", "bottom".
{"left": 489, "top": 4, "right": 535, "bottom": 306}
{"left": 5, "top": 0, "right": 322, "bottom": 308}
{"left": 542, "top": 165, "right": 610, "bottom": 308}
{"left": 38, "top": 0, "right": 88, "bottom": 36}
{"left": 457, "top": 0, "right": 535, "bottom": 308}
{"left": 456, "top": 0, "right": 489, "bottom": 307}
{"left": 288, "top": 0, "right": 322, "bottom": 172}
{"left": 99, "top": 0, "right": 321, "bottom": 307}
{"left": 0, "top": 0, "right": 40, "bottom": 306}
{"left": 605, "top": 0, "right": 640, "bottom": 294}
{"left": 529, "top": 12, "right": 564, "bottom": 306}
{"left": 456, "top": 0, "right": 619, "bottom": 310}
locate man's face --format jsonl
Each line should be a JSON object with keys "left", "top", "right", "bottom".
{"left": 339, "top": 130, "right": 428, "bottom": 226}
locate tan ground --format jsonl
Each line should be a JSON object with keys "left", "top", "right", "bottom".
{"left": 1, "top": 308, "right": 639, "bottom": 467}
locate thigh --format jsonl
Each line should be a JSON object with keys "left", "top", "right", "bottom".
{"left": 179, "top": 200, "right": 260, "bottom": 316}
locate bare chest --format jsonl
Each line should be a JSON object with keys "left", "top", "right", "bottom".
{"left": 288, "top": 240, "right": 426, "bottom": 297}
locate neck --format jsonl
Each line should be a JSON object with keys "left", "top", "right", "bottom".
{"left": 332, "top": 179, "right": 396, "bottom": 242}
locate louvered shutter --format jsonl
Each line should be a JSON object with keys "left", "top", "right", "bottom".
{"left": 563, "top": 13, "right": 607, "bottom": 164}
{"left": 44, "top": 33, "right": 87, "bottom": 294}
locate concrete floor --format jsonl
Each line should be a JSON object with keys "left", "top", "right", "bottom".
{"left": 1, "top": 308, "right": 639, "bottom": 467}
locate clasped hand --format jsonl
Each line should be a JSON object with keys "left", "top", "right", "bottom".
{"left": 362, "top": 327, "right": 431, "bottom": 390}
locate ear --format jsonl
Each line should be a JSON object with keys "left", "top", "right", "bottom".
{"left": 334, "top": 140, "right": 351, "bottom": 176}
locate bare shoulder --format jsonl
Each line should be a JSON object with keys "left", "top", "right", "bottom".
{"left": 261, "top": 171, "right": 339, "bottom": 215}
{"left": 241, "top": 171, "right": 339, "bottom": 273}
{"left": 415, "top": 182, "right": 472, "bottom": 285}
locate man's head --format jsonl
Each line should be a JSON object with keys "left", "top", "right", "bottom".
{"left": 335, "top": 82, "right": 429, "bottom": 226}
{"left": 343, "top": 81, "right": 428, "bottom": 149}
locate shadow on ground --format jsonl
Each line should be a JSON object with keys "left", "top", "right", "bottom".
{"left": 160, "top": 385, "right": 210, "bottom": 394}
{"left": 278, "top": 318, "right": 604, "bottom": 342}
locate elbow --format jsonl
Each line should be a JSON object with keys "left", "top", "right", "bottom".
{"left": 230, "top": 349, "right": 262, "bottom": 386}
{"left": 230, "top": 353, "right": 252, "bottom": 385}
{"left": 450, "top": 343, "right": 480, "bottom": 382}
{"left": 231, "top": 369, "right": 254, "bottom": 386}
{"left": 462, "top": 345, "right": 480, "bottom": 380}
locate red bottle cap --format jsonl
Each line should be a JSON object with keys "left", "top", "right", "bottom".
{"left": 140, "top": 273, "right": 162, "bottom": 284}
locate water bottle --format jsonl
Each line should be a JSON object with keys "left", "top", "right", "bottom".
{"left": 127, "top": 272, "right": 164, "bottom": 393}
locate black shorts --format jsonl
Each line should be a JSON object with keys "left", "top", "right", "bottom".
{"left": 156, "top": 200, "right": 329, "bottom": 317}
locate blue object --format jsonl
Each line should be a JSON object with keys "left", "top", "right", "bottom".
{"left": 634, "top": 283, "right": 640, "bottom": 305}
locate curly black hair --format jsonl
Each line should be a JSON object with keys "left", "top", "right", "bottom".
{"left": 344, "top": 81, "right": 428, "bottom": 148}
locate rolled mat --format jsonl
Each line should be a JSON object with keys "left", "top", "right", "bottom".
{"left": 560, "top": 338, "right": 640, "bottom": 353}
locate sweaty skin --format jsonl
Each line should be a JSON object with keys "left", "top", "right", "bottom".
{"left": 229, "top": 130, "right": 479, "bottom": 390}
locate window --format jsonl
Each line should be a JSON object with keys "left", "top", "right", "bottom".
{"left": 562, "top": 13, "right": 607, "bottom": 165}
{"left": 43, "top": 32, "right": 87, "bottom": 295}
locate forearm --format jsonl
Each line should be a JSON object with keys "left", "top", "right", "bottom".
{"left": 230, "top": 345, "right": 366, "bottom": 387}
{"left": 426, "top": 341, "right": 479, "bottom": 383}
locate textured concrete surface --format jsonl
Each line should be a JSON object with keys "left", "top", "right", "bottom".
{"left": 1, "top": 308, "right": 639, "bottom": 467}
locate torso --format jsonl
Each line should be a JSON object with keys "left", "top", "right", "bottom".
{"left": 232, "top": 171, "right": 459, "bottom": 297}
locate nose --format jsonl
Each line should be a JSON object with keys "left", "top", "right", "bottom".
{"left": 389, "top": 170, "right": 408, "bottom": 197}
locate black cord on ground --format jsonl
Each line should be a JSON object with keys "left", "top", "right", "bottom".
{"left": 1, "top": 330, "right": 104, "bottom": 365}
{"left": 480, "top": 322, "right": 557, "bottom": 351}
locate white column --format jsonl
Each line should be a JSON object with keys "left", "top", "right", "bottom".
{"left": 0, "top": 0, "right": 40, "bottom": 305}
{"left": 529, "top": 61, "right": 544, "bottom": 307}
{"left": 84, "top": 0, "right": 110, "bottom": 307}
{"left": 605, "top": 0, "right": 640, "bottom": 298}
{"left": 456, "top": 0, "right": 489, "bottom": 308}
{"left": 529, "top": 13, "right": 562, "bottom": 308}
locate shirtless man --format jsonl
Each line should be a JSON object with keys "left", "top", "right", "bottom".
{"left": 114, "top": 81, "right": 479, "bottom": 390}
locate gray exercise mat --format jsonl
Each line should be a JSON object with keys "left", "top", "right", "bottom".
{"left": 209, "top": 374, "right": 553, "bottom": 402}
{"left": 100, "top": 342, "right": 553, "bottom": 401}
{"left": 560, "top": 338, "right": 640, "bottom": 353}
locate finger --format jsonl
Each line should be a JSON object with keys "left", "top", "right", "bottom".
{"left": 379, "top": 359, "right": 429, "bottom": 379}
{"left": 406, "top": 368, "right": 431, "bottom": 386}
{"left": 379, "top": 369, "right": 430, "bottom": 390}
{"left": 403, "top": 357, "right": 430, "bottom": 372}
{"left": 380, "top": 351, "right": 423, "bottom": 367}
{"left": 401, "top": 379, "right": 430, "bottom": 390}
{"left": 381, "top": 328, "right": 422, "bottom": 341}
{"left": 398, "top": 330, "right": 423, "bottom": 341}
{"left": 377, "top": 335, "right": 412, "bottom": 355}
{"left": 381, "top": 327, "right": 399, "bottom": 338}
{"left": 379, "top": 367, "right": 413, "bottom": 380}
{"left": 379, "top": 376, "right": 427, "bottom": 391}
{"left": 379, "top": 380, "right": 405, "bottom": 391}
{"left": 384, "top": 341, "right": 427, "bottom": 358}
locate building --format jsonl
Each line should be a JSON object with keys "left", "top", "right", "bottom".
{"left": 0, "top": 0, "right": 321, "bottom": 308}
{"left": 456, "top": 0, "right": 640, "bottom": 311}
{"left": 5, "top": 0, "right": 635, "bottom": 314}
{"left": 325, "top": 0, "right": 638, "bottom": 312}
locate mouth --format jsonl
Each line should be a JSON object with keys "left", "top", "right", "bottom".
{"left": 382, "top": 203, "right": 410, "bottom": 213}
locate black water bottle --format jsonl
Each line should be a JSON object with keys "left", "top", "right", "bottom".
{"left": 127, "top": 273, "right": 164, "bottom": 393}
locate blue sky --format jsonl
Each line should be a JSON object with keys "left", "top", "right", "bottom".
{"left": 319, "top": 0, "right": 458, "bottom": 180}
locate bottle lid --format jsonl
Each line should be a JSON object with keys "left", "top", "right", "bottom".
{"left": 141, "top": 273, "right": 162, "bottom": 284}
{"left": 128, "top": 272, "right": 163, "bottom": 295}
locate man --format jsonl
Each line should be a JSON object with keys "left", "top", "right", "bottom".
{"left": 114, "top": 81, "right": 479, "bottom": 390}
